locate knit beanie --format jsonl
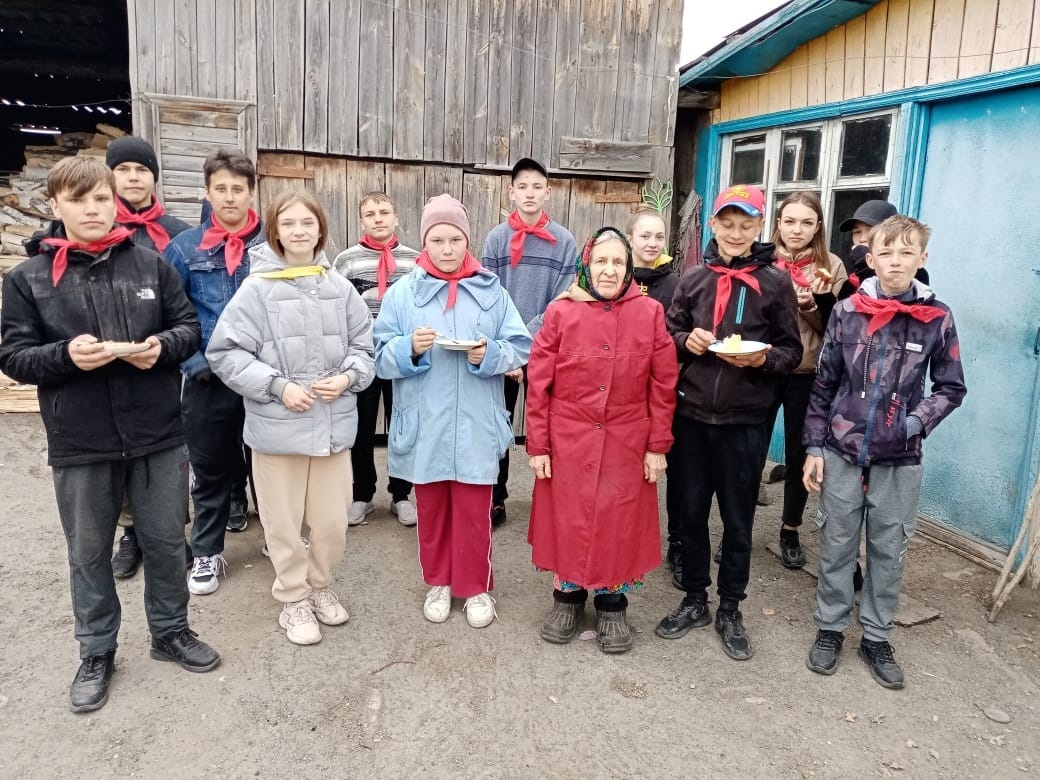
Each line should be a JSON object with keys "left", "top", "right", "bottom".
{"left": 106, "top": 136, "right": 160, "bottom": 180}
{"left": 420, "top": 194, "right": 470, "bottom": 246}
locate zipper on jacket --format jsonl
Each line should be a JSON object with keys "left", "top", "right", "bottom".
{"left": 858, "top": 328, "right": 889, "bottom": 467}
{"left": 735, "top": 287, "right": 747, "bottom": 327}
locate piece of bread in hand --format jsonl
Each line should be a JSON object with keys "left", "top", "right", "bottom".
{"left": 813, "top": 267, "right": 833, "bottom": 282}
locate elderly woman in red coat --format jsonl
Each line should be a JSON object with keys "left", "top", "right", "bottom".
{"left": 526, "top": 226, "right": 678, "bottom": 653}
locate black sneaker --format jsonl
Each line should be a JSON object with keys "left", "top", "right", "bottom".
{"left": 227, "top": 497, "right": 248, "bottom": 532}
{"left": 69, "top": 651, "right": 116, "bottom": 713}
{"left": 541, "top": 600, "right": 585, "bottom": 644}
{"left": 806, "top": 630, "right": 844, "bottom": 675}
{"left": 655, "top": 598, "right": 711, "bottom": 639}
{"left": 858, "top": 639, "right": 904, "bottom": 689}
{"left": 490, "top": 504, "right": 507, "bottom": 528}
{"left": 150, "top": 628, "right": 221, "bottom": 673}
{"left": 596, "top": 609, "right": 633, "bottom": 654}
{"left": 714, "top": 609, "right": 754, "bottom": 660}
{"left": 779, "top": 530, "right": 807, "bottom": 569}
{"left": 111, "top": 532, "right": 142, "bottom": 579}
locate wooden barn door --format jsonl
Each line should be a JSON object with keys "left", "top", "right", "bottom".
{"left": 137, "top": 93, "right": 257, "bottom": 224}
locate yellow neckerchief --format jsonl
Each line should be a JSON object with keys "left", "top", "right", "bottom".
{"left": 249, "top": 265, "right": 326, "bottom": 280}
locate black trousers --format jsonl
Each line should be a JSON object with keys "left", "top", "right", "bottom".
{"left": 351, "top": 376, "right": 412, "bottom": 503}
{"left": 772, "top": 372, "right": 815, "bottom": 527}
{"left": 672, "top": 416, "right": 771, "bottom": 609}
{"left": 493, "top": 375, "right": 525, "bottom": 505}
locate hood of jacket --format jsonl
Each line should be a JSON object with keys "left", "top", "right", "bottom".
{"left": 858, "top": 275, "right": 936, "bottom": 304}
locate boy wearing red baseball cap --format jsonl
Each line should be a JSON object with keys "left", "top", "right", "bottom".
{"left": 655, "top": 185, "right": 802, "bottom": 661}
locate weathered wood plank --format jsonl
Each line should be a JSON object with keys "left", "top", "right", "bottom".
{"left": 195, "top": 0, "right": 218, "bottom": 98}
{"left": 306, "top": 157, "right": 347, "bottom": 256}
{"left": 928, "top": 0, "right": 966, "bottom": 83}
{"left": 485, "top": 0, "right": 513, "bottom": 166}
{"left": 463, "top": 0, "right": 491, "bottom": 165}
{"left": 154, "top": 0, "right": 177, "bottom": 94}
{"left": 864, "top": 1, "right": 889, "bottom": 95}
{"left": 159, "top": 123, "right": 239, "bottom": 144}
{"left": 302, "top": 0, "right": 330, "bottom": 153}
{"left": 274, "top": 0, "right": 305, "bottom": 150}
{"left": 386, "top": 164, "right": 427, "bottom": 250}
{"left": 161, "top": 185, "right": 209, "bottom": 205}
{"left": 551, "top": 0, "right": 581, "bottom": 168}
{"left": 613, "top": 0, "right": 657, "bottom": 143}
{"left": 158, "top": 109, "right": 241, "bottom": 130}
{"left": 648, "top": 0, "right": 682, "bottom": 145}
{"left": 547, "top": 177, "right": 571, "bottom": 225}
{"left": 463, "top": 172, "right": 503, "bottom": 255}
{"left": 423, "top": 0, "right": 448, "bottom": 162}
{"left": 991, "top": 0, "right": 1031, "bottom": 70}
{"left": 958, "top": 0, "right": 999, "bottom": 78}
{"left": 256, "top": 0, "right": 277, "bottom": 148}
{"left": 844, "top": 13, "right": 866, "bottom": 99}
{"left": 213, "top": 0, "right": 237, "bottom": 99}
{"left": 594, "top": 190, "right": 644, "bottom": 204}
{"left": 825, "top": 26, "right": 846, "bottom": 102}
{"left": 327, "top": 0, "right": 361, "bottom": 156}
{"left": 159, "top": 139, "right": 228, "bottom": 158}
{"left": 392, "top": 0, "right": 425, "bottom": 161}
{"left": 558, "top": 137, "right": 653, "bottom": 174}
{"left": 567, "top": 179, "right": 606, "bottom": 248}
{"left": 575, "top": 0, "right": 622, "bottom": 140}
{"left": 174, "top": 0, "right": 197, "bottom": 94}
{"left": 235, "top": 0, "right": 258, "bottom": 103}
{"left": 344, "top": 160, "right": 386, "bottom": 248}
{"left": 788, "top": 44, "right": 810, "bottom": 109}
{"left": 255, "top": 163, "right": 316, "bottom": 179}
{"left": 358, "top": 0, "right": 394, "bottom": 157}
{"left": 162, "top": 153, "right": 227, "bottom": 173}
{"left": 443, "top": 0, "right": 467, "bottom": 162}
{"left": 884, "top": 0, "right": 910, "bottom": 92}
{"left": 424, "top": 165, "right": 464, "bottom": 203}
{"left": 509, "top": 0, "right": 537, "bottom": 159}
{"left": 160, "top": 169, "right": 207, "bottom": 188}
{"left": 256, "top": 153, "right": 307, "bottom": 215}
{"left": 127, "top": 0, "right": 143, "bottom": 96}
{"left": 530, "top": 0, "right": 559, "bottom": 166}
{"left": 904, "top": 0, "right": 934, "bottom": 87}
{"left": 807, "top": 36, "right": 828, "bottom": 105}
{"left": 601, "top": 181, "right": 642, "bottom": 231}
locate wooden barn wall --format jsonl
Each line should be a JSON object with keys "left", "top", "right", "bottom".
{"left": 256, "top": 152, "right": 643, "bottom": 259}
{"left": 127, "top": 0, "right": 682, "bottom": 179}
{"left": 712, "top": 0, "right": 1040, "bottom": 123}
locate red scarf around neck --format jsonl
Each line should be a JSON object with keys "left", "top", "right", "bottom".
{"left": 851, "top": 291, "right": 945, "bottom": 335}
{"left": 416, "top": 250, "right": 481, "bottom": 309}
{"left": 705, "top": 262, "right": 762, "bottom": 332}
{"left": 774, "top": 249, "right": 813, "bottom": 288}
{"left": 116, "top": 197, "right": 172, "bottom": 252}
{"left": 198, "top": 209, "right": 260, "bottom": 276}
{"left": 359, "top": 234, "right": 400, "bottom": 298}
{"left": 507, "top": 211, "right": 555, "bottom": 267}
{"left": 43, "top": 226, "right": 134, "bottom": 287}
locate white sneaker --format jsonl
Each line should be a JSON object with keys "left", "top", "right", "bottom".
{"left": 423, "top": 585, "right": 452, "bottom": 623}
{"left": 279, "top": 599, "right": 322, "bottom": 645}
{"left": 188, "top": 554, "right": 227, "bottom": 595}
{"left": 390, "top": 499, "right": 418, "bottom": 527}
{"left": 464, "top": 593, "right": 496, "bottom": 628}
{"left": 347, "top": 501, "right": 375, "bottom": 526}
{"left": 308, "top": 587, "right": 349, "bottom": 625}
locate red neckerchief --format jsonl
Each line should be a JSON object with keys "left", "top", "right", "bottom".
{"left": 849, "top": 272, "right": 861, "bottom": 289}
{"left": 705, "top": 262, "right": 762, "bottom": 331}
{"left": 197, "top": 209, "right": 260, "bottom": 276}
{"left": 775, "top": 249, "right": 813, "bottom": 288}
{"left": 507, "top": 211, "right": 555, "bottom": 267}
{"left": 851, "top": 291, "right": 945, "bottom": 335}
{"left": 116, "top": 196, "right": 171, "bottom": 252}
{"left": 43, "top": 227, "right": 134, "bottom": 287}
{"left": 416, "top": 250, "right": 481, "bottom": 309}
{"left": 359, "top": 234, "right": 400, "bottom": 299}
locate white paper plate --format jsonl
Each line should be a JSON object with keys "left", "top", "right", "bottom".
{"left": 435, "top": 338, "right": 481, "bottom": 351}
{"left": 708, "top": 339, "right": 768, "bottom": 356}
{"left": 103, "top": 341, "right": 150, "bottom": 356}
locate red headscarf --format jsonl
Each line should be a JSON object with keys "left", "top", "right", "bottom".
{"left": 116, "top": 197, "right": 172, "bottom": 251}
{"left": 851, "top": 292, "right": 945, "bottom": 335}
{"left": 197, "top": 209, "right": 260, "bottom": 276}
{"left": 705, "top": 263, "right": 762, "bottom": 332}
{"left": 416, "top": 250, "right": 481, "bottom": 309}
{"left": 359, "top": 234, "right": 399, "bottom": 298}
{"left": 507, "top": 210, "right": 555, "bottom": 267}
{"left": 43, "top": 227, "right": 134, "bottom": 286}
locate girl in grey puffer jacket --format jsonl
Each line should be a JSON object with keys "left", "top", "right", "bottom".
{"left": 207, "top": 190, "right": 375, "bottom": 646}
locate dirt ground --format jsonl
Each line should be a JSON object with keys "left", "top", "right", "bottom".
{"left": 1, "top": 412, "right": 1038, "bottom": 779}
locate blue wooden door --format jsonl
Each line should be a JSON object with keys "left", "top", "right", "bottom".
{"left": 916, "top": 85, "right": 1040, "bottom": 549}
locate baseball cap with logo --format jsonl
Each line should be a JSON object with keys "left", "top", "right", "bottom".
{"left": 712, "top": 185, "right": 766, "bottom": 218}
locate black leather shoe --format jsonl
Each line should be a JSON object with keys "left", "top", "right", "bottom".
{"left": 541, "top": 601, "right": 585, "bottom": 644}
{"left": 490, "top": 504, "right": 507, "bottom": 528}
{"left": 69, "top": 651, "right": 115, "bottom": 713}
{"left": 150, "top": 628, "right": 221, "bottom": 672}
{"left": 859, "top": 639, "right": 904, "bottom": 689}
{"left": 715, "top": 609, "right": 754, "bottom": 660}
{"left": 655, "top": 598, "right": 711, "bottom": 639}
{"left": 111, "top": 532, "right": 142, "bottom": 579}
{"left": 807, "top": 630, "right": 844, "bottom": 675}
{"left": 597, "top": 609, "right": 633, "bottom": 653}
{"left": 780, "top": 531, "right": 807, "bottom": 569}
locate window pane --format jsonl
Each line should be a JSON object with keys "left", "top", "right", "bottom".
{"left": 839, "top": 115, "right": 891, "bottom": 177}
{"left": 731, "top": 134, "right": 766, "bottom": 186}
{"left": 779, "top": 128, "right": 822, "bottom": 182}
{"left": 830, "top": 188, "right": 890, "bottom": 259}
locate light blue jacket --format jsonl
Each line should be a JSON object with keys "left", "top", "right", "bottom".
{"left": 374, "top": 266, "right": 532, "bottom": 484}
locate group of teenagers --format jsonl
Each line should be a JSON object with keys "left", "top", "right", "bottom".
{"left": 0, "top": 139, "right": 965, "bottom": 715}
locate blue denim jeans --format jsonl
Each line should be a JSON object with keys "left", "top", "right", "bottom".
{"left": 52, "top": 445, "right": 191, "bottom": 658}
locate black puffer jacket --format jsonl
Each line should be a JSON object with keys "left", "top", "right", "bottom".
{"left": 666, "top": 240, "right": 802, "bottom": 424}
{"left": 632, "top": 265, "right": 680, "bottom": 312}
{"left": 116, "top": 196, "right": 191, "bottom": 254}
{"left": 0, "top": 223, "right": 200, "bottom": 465}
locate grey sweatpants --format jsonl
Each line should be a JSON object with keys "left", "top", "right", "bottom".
{"left": 814, "top": 448, "right": 922, "bottom": 643}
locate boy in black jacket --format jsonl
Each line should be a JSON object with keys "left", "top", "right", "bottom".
{"left": 0, "top": 156, "right": 220, "bottom": 713}
{"left": 655, "top": 185, "right": 802, "bottom": 660}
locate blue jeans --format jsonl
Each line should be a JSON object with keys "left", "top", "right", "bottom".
{"left": 52, "top": 445, "right": 191, "bottom": 658}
